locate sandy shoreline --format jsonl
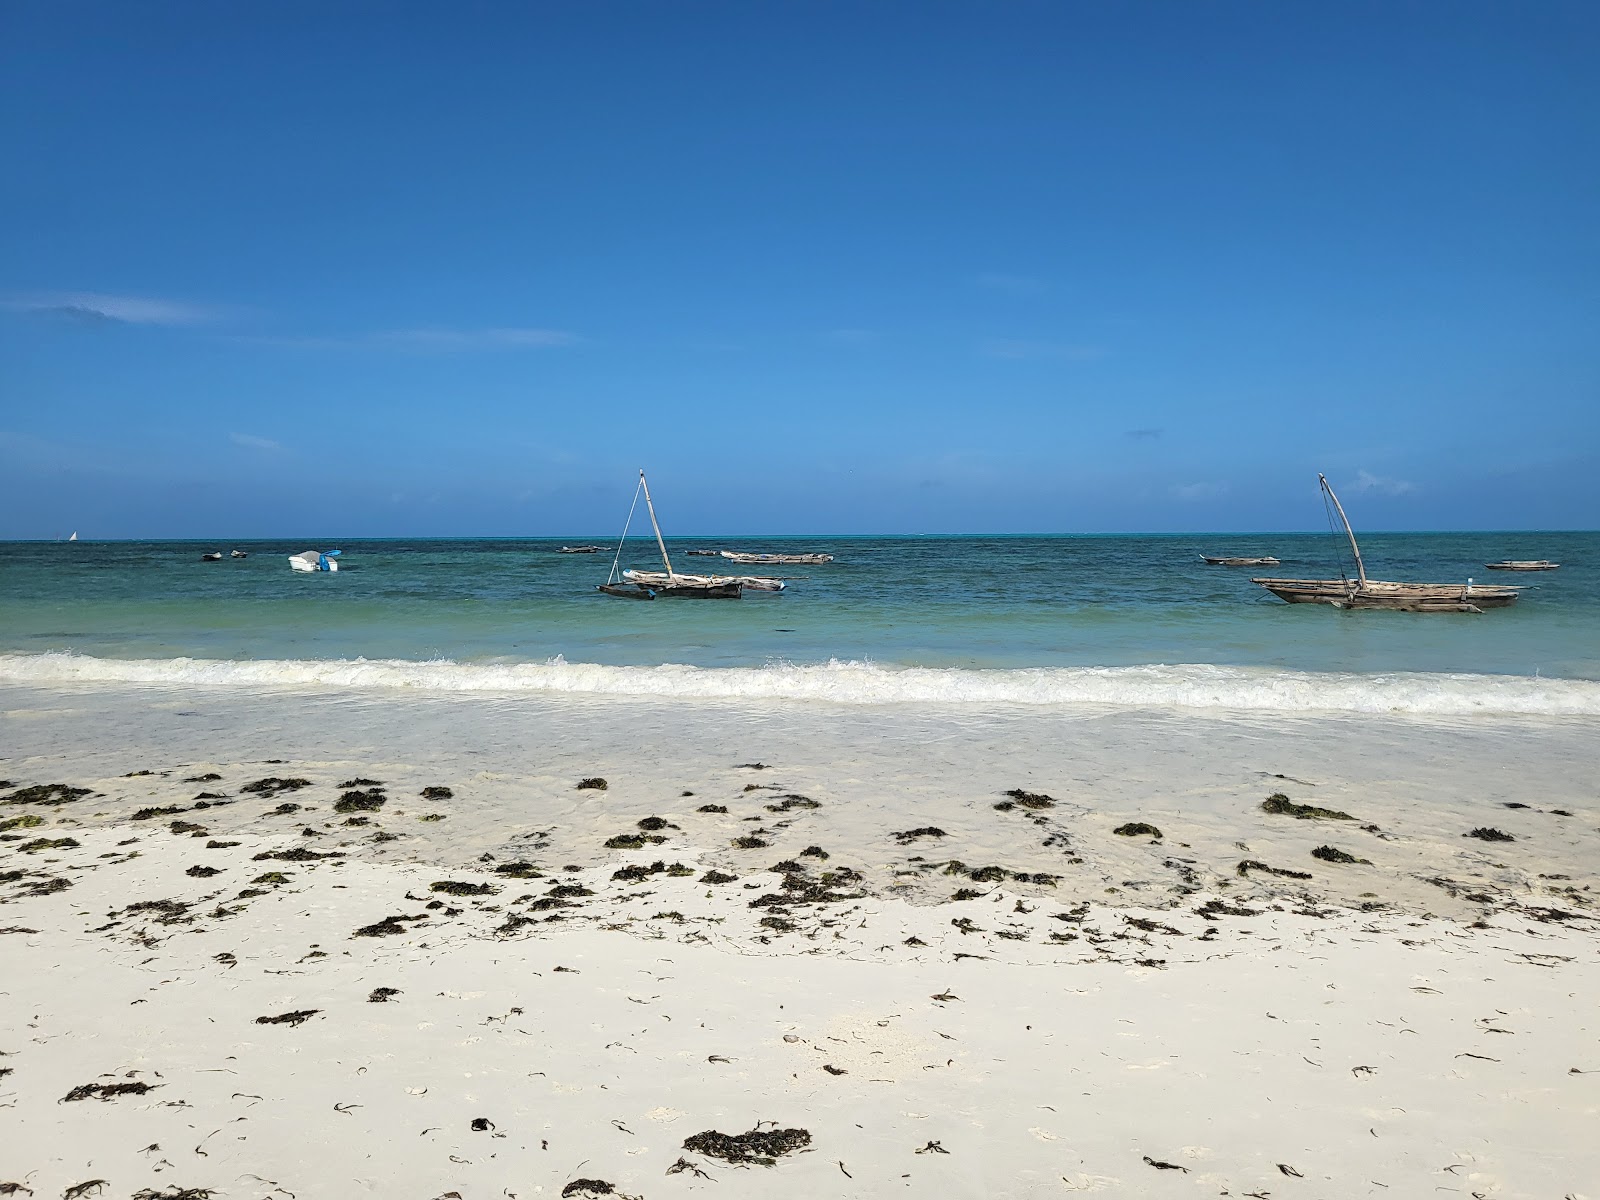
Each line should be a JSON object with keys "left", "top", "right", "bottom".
{"left": 3, "top": 683, "right": 1597, "bottom": 1198}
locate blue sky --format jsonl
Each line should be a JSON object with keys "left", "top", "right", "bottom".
{"left": 2, "top": 1, "right": 1596, "bottom": 537}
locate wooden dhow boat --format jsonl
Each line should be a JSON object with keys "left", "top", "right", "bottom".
{"left": 624, "top": 569, "right": 785, "bottom": 592}
{"left": 1251, "top": 475, "right": 1521, "bottom": 613}
{"left": 1484, "top": 560, "right": 1560, "bottom": 571}
{"left": 598, "top": 471, "right": 744, "bottom": 600}
{"left": 1201, "top": 554, "right": 1280, "bottom": 567}
{"left": 720, "top": 549, "right": 833, "bottom": 564}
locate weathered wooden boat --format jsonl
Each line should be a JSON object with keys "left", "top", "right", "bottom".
{"left": 624, "top": 569, "right": 784, "bottom": 592}
{"left": 720, "top": 550, "right": 833, "bottom": 564}
{"left": 1201, "top": 554, "right": 1280, "bottom": 567}
{"left": 558, "top": 545, "right": 607, "bottom": 554}
{"left": 1484, "top": 560, "right": 1559, "bottom": 571}
{"left": 200, "top": 551, "right": 223, "bottom": 561}
{"left": 1251, "top": 475, "right": 1521, "bottom": 613}
{"left": 685, "top": 549, "right": 722, "bottom": 557}
{"left": 598, "top": 471, "right": 743, "bottom": 600}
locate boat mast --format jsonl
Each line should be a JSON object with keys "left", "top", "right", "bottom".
{"left": 638, "top": 469, "right": 675, "bottom": 577}
{"left": 1319, "top": 473, "right": 1367, "bottom": 588}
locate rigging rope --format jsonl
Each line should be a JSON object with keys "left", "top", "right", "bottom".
{"left": 607, "top": 475, "right": 645, "bottom": 585}
{"left": 1321, "top": 481, "right": 1353, "bottom": 585}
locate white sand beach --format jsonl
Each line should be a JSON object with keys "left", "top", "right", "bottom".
{"left": 3, "top": 683, "right": 1597, "bottom": 1198}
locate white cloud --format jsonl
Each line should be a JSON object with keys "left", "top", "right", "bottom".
{"left": 5, "top": 291, "right": 218, "bottom": 325}
{"left": 1171, "top": 481, "right": 1230, "bottom": 501}
{"left": 230, "top": 433, "right": 282, "bottom": 451}
{"left": 1349, "top": 469, "right": 1417, "bottom": 496}
{"left": 980, "top": 338, "right": 1103, "bottom": 361}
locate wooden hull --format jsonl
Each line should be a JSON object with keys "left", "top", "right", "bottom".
{"left": 1252, "top": 577, "right": 1520, "bottom": 611}
{"left": 598, "top": 582, "right": 654, "bottom": 600}
{"left": 599, "top": 580, "right": 742, "bottom": 599}
{"left": 626, "top": 569, "right": 777, "bottom": 592}
{"left": 720, "top": 551, "right": 833, "bottom": 564}
{"left": 1202, "top": 555, "right": 1279, "bottom": 566}
{"left": 1484, "top": 561, "right": 1559, "bottom": 571}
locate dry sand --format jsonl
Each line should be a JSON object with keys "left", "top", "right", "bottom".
{"left": 2, "top": 682, "right": 1597, "bottom": 1198}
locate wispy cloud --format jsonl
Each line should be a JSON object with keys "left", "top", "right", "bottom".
{"left": 5, "top": 291, "right": 219, "bottom": 325}
{"left": 979, "top": 338, "right": 1103, "bottom": 361}
{"left": 977, "top": 272, "right": 1046, "bottom": 295}
{"left": 1349, "top": 469, "right": 1417, "bottom": 496}
{"left": 1126, "top": 427, "right": 1162, "bottom": 440}
{"left": 249, "top": 327, "right": 579, "bottom": 352}
{"left": 230, "top": 432, "right": 282, "bottom": 451}
{"left": 1171, "top": 480, "right": 1230, "bottom": 501}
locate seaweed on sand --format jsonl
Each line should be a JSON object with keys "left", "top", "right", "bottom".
{"left": 562, "top": 1181, "right": 635, "bottom": 1199}
{"left": 18, "top": 837, "right": 79, "bottom": 853}
{"left": 606, "top": 833, "right": 666, "bottom": 850}
{"left": 185, "top": 773, "right": 223, "bottom": 783}
{"left": 892, "top": 827, "right": 946, "bottom": 844}
{"left": 334, "top": 789, "right": 386, "bottom": 813}
{"left": 697, "top": 803, "right": 729, "bottom": 813}
{"left": 185, "top": 865, "right": 222, "bottom": 878}
{"left": 3, "top": 784, "right": 91, "bottom": 807}
{"left": 1311, "top": 846, "right": 1371, "bottom": 865}
{"left": 61, "top": 1080, "right": 157, "bottom": 1102}
{"left": 576, "top": 777, "right": 608, "bottom": 791}
{"left": 267, "top": 802, "right": 301, "bottom": 816}
{"left": 131, "top": 1188, "right": 216, "bottom": 1199}
{"left": 255, "top": 1009, "right": 320, "bottom": 1027}
{"left": 0, "top": 814, "right": 43, "bottom": 832}
{"left": 799, "top": 845, "right": 829, "bottom": 859}
{"left": 1196, "top": 898, "right": 1261, "bottom": 919}
{"left": 1237, "top": 860, "right": 1314, "bottom": 880}
{"left": 1113, "top": 823, "right": 1163, "bottom": 838}
{"left": 494, "top": 861, "right": 544, "bottom": 879}
{"left": 1003, "top": 789, "right": 1057, "bottom": 809}
{"left": 240, "top": 777, "right": 311, "bottom": 797}
{"left": 638, "top": 816, "right": 675, "bottom": 830}
{"left": 951, "top": 888, "right": 986, "bottom": 901}
{"left": 339, "top": 778, "right": 383, "bottom": 788}
{"left": 252, "top": 847, "right": 340, "bottom": 862}
{"left": 700, "top": 870, "right": 739, "bottom": 884}
{"left": 368, "top": 987, "right": 401, "bottom": 1002}
{"left": 732, "top": 835, "right": 769, "bottom": 849}
{"left": 1262, "top": 793, "right": 1353, "bottom": 821}
{"left": 547, "top": 882, "right": 594, "bottom": 899}
{"left": 682, "top": 1126, "right": 812, "bottom": 1166}
{"left": 765, "top": 795, "right": 822, "bottom": 813}
{"left": 352, "top": 914, "right": 426, "bottom": 938}
{"left": 613, "top": 860, "right": 695, "bottom": 883}
{"left": 131, "top": 806, "right": 185, "bottom": 821}
{"left": 122, "top": 899, "right": 194, "bottom": 924}
{"left": 251, "top": 872, "right": 291, "bottom": 884}
{"left": 431, "top": 880, "right": 497, "bottom": 896}
{"left": 169, "top": 821, "right": 207, "bottom": 835}
{"left": 1466, "top": 827, "right": 1516, "bottom": 843}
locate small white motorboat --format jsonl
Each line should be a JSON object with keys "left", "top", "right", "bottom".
{"left": 289, "top": 550, "right": 341, "bottom": 572}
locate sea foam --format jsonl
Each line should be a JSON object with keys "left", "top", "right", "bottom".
{"left": 1, "top": 651, "right": 1597, "bottom": 716}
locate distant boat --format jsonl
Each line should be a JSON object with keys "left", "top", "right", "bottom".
{"left": 1484, "top": 560, "right": 1559, "bottom": 571}
{"left": 1251, "top": 475, "right": 1521, "bottom": 613}
{"left": 558, "top": 545, "right": 607, "bottom": 554}
{"left": 68, "top": 531, "right": 77, "bottom": 541}
{"left": 201, "top": 551, "right": 223, "bottom": 561}
{"left": 720, "top": 550, "right": 834, "bottom": 564}
{"left": 1201, "top": 554, "right": 1279, "bottom": 567}
{"left": 288, "top": 550, "right": 341, "bottom": 573}
{"left": 230, "top": 549, "right": 248, "bottom": 559}
{"left": 598, "top": 472, "right": 743, "bottom": 599}
{"left": 685, "top": 549, "right": 723, "bottom": 557}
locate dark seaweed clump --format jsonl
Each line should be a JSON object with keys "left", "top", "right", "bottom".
{"left": 635, "top": 816, "right": 670, "bottom": 831}
{"left": 131, "top": 806, "right": 186, "bottom": 821}
{"left": 431, "top": 880, "right": 496, "bottom": 896}
{"left": 185, "top": 865, "right": 222, "bottom": 878}
{"left": 732, "top": 835, "right": 769, "bottom": 849}
{"left": 334, "top": 789, "right": 386, "bottom": 813}
{"left": 1466, "top": 827, "right": 1516, "bottom": 843}
{"left": 605, "top": 832, "right": 666, "bottom": 850}
{"left": 1262, "top": 793, "right": 1353, "bottom": 821}
{"left": 0, "top": 814, "right": 43, "bottom": 832}
{"left": 252, "top": 847, "right": 340, "bottom": 862}
{"left": 800, "top": 845, "right": 829, "bottom": 859}
{"left": 19, "top": 836, "right": 79, "bottom": 853}
{"left": 561, "top": 1182, "right": 616, "bottom": 1198}
{"left": 683, "top": 1126, "right": 812, "bottom": 1166}
{"left": 1196, "top": 898, "right": 1261, "bottom": 918}
{"left": 1311, "top": 845, "right": 1370, "bottom": 865}
{"left": 893, "top": 827, "right": 947, "bottom": 844}
{"left": 353, "top": 914, "right": 425, "bottom": 938}
{"left": 368, "top": 987, "right": 401, "bottom": 1002}
{"left": 1003, "top": 789, "right": 1057, "bottom": 809}
{"left": 185, "top": 773, "right": 224, "bottom": 783}
{"left": 1113, "top": 822, "right": 1163, "bottom": 838}
{"left": 420, "top": 785, "right": 453, "bottom": 799}
{"left": 494, "top": 861, "right": 544, "bottom": 879}
{"left": 240, "top": 777, "right": 311, "bottom": 797}
{"left": 576, "top": 777, "right": 608, "bottom": 791}
{"left": 765, "top": 794, "right": 822, "bottom": 813}
{"left": 1237, "top": 860, "right": 1313, "bottom": 880}
{"left": 132, "top": 1189, "right": 216, "bottom": 1200}
{"left": 4, "top": 784, "right": 92, "bottom": 807}
{"left": 255, "top": 1009, "right": 320, "bottom": 1027}
{"left": 170, "top": 820, "right": 207, "bottom": 835}
{"left": 613, "top": 860, "right": 695, "bottom": 883}
{"left": 700, "top": 869, "right": 738, "bottom": 884}
{"left": 547, "top": 882, "right": 594, "bottom": 898}
{"left": 339, "top": 778, "right": 383, "bottom": 788}
{"left": 697, "top": 803, "right": 729, "bottom": 814}
{"left": 267, "top": 802, "right": 302, "bottom": 816}
{"left": 62, "top": 1080, "right": 157, "bottom": 1102}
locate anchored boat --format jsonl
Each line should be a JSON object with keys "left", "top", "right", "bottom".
{"left": 720, "top": 550, "right": 833, "bottom": 564}
{"left": 1201, "top": 554, "right": 1280, "bottom": 567}
{"left": 1251, "top": 475, "right": 1520, "bottom": 613}
{"left": 1484, "top": 560, "right": 1559, "bottom": 571}
{"left": 598, "top": 471, "right": 744, "bottom": 600}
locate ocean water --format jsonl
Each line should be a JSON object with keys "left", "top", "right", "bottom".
{"left": 1, "top": 533, "right": 1597, "bottom": 713}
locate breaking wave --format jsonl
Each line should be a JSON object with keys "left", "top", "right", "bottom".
{"left": 1, "top": 651, "right": 1597, "bottom": 716}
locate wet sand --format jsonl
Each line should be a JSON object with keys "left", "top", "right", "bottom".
{"left": 2, "top": 683, "right": 1597, "bottom": 1198}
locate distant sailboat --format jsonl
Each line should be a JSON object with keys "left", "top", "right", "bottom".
{"left": 68, "top": 531, "right": 78, "bottom": 541}
{"left": 1252, "top": 474, "right": 1521, "bottom": 612}
{"left": 598, "top": 471, "right": 743, "bottom": 599}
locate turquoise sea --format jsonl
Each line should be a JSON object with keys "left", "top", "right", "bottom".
{"left": 0, "top": 534, "right": 1595, "bottom": 695}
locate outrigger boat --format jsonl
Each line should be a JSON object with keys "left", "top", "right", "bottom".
{"left": 598, "top": 471, "right": 744, "bottom": 600}
{"left": 558, "top": 545, "right": 607, "bottom": 554}
{"left": 1484, "top": 560, "right": 1560, "bottom": 571}
{"left": 1251, "top": 475, "right": 1520, "bottom": 613}
{"left": 1201, "top": 554, "right": 1279, "bottom": 567}
{"left": 720, "top": 550, "right": 833, "bottom": 564}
